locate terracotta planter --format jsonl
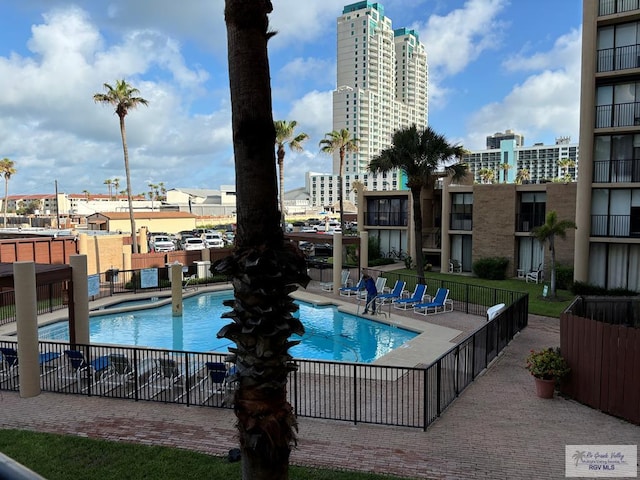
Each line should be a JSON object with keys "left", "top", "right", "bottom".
{"left": 534, "top": 377, "right": 556, "bottom": 398}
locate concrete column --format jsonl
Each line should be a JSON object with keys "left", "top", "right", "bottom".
{"left": 359, "top": 231, "right": 369, "bottom": 272}
{"left": 201, "top": 247, "right": 211, "bottom": 262}
{"left": 440, "top": 178, "right": 452, "bottom": 270}
{"left": 171, "top": 263, "right": 183, "bottom": 316}
{"left": 332, "top": 233, "right": 343, "bottom": 296}
{"left": 70, "top": 255, "right": 90, "bottom": 345}
{"left": 78, "top": 233, "right": 88, "bottom": 256}
{"left": 122, "top": 245, "right": 132, "bottom": 271}
{"left": 13, "top": 261, "right": 40, "bottom": 398}
{"left": 139, "top": 227, "right": 149, "bottom": 254}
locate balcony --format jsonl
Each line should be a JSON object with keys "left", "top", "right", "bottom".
{"left": 595, "top": 101, "right": 640, "bottom": 128}
{"left": 516, "top": 213, "right": 546, "bottom": 232}
{"left": 364, "top": 210, "right": 408, "bottom": 227}
{"left": 450, "top": 213, "right": 472, "bottom": 231}
{"left": 591, "top": 214, "right": 640, "bottom": 237}
{"left": 597, "top": 44, "right": 640, "bottom": 73}
{"left": 599, "top": 0, "right": 640, "bottom": 16}
{"left": 593, "top": 159, "right": 640, "bottom": 183}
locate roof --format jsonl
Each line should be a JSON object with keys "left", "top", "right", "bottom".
{"left": 86, "top": 211, "right": 198, "bottom": 220}
{"left": 0, "top": 262, "right": 72, "bottom": 288}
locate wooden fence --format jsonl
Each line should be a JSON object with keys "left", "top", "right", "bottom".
{"left": 560, "top": 312, "right": 640, "bottom": 425}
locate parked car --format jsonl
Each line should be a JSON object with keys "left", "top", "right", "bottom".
{"left": 203, "top": 232, "right": 224, "bottom": 248}
{"left": 149, "top": 235, "right": 176, "bottom": 252}
{"left": 182, "top": 237, "right": 206, "bottom": 251}
{"left": 223, "top": 231, "right": 235, "bottom": 245}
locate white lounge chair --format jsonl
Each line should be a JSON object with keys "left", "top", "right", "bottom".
{"left": 413, "top": 288, "right": 453, "bottom": 315}
{"left": 526, "top": 264, "right": 544, "bottom": 284}
{"left": 320, "top": 270, "right": 350, "bottom": 292}
{"left": 393, "top": 284, "right": 427, "bottom": 310}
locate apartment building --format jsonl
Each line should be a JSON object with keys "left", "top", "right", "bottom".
{"left": 575, "top": 0, "right": 640, "bottom": 292}
{"left": 464, "top": 132, "right": 579, "bottom": 184}
{"left": 308, "top": 1, "right": 428, "bottom": 209}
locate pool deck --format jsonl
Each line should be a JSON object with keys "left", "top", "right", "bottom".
{"left": 2, "top": 289, "right": 637, "bottom": 479}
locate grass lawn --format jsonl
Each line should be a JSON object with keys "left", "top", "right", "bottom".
{"left": 0, "top": 429, "right": 411, "bottom": 480}
{"left": 384, "top": 267, "right": 573, "bottom": 318}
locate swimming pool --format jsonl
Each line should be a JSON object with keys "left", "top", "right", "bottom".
{"left": 39, "top": 291, "right": 417, "bottom": 363}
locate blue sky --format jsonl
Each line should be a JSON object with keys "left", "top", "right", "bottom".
{"left": 0, "top": 0, "right": 582, "bottom": 196}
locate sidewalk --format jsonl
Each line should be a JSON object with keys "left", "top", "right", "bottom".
{"left": 2, "top": 314, "right": 637, "bottom": 479}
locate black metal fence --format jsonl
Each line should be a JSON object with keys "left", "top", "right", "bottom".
{"left": 0, "top": 277, "right": 528, "bottom": 430}
{"left": 0, "top": 282, "right": 68, "bottom": 327}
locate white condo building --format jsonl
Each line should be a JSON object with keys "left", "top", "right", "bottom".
{"left": 308, "top": 1, "right": 428, "bottom": 210}
{"left": 464, "top": 132, "right": 579, "bottom": 184}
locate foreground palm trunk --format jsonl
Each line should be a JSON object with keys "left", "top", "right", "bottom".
{"left": 219, "top": 2, "right": 310, "bottom": 479}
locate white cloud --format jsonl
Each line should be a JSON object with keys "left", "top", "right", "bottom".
{"left": 464, "top": 29, "right": 582, "bottom": 149}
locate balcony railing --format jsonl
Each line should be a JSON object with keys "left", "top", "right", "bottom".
{"left": 595, "top": 101, "right": 640, "bottom": 128}
{"left": 599, "top": 0, "right": 640, "bottom": 16}
{"left": 591, "top": 214, "right": 640, "bottom": 237}
{"left": 515, "top": 213, "right": 546, "bottom": 232}
{"left": 597, "top": 44, "right": 640, "bottom": 73}
{"left": 450, "top": 213, "right": 472, "bottom": 231}
{"left": 593, "top": 158, "right": 640, "bottom": 183}
{"left": 364, "top": 210, "right": 408, "bottom": 227}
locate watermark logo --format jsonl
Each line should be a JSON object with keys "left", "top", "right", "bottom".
{"left": 566, "top": 445, "right": 637, "bottom": 477}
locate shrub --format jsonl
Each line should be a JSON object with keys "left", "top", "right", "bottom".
{"left": 525, "top": 347, "right": 570, "bottom": 380}
{"left": 555, "top": 264, "right": 574, "bottom": 290}
{"left": 368, "top": 236, "right": 382, "bottom": 260}
{"left": 472, "top": 257, "right": 509, "bottom": 280}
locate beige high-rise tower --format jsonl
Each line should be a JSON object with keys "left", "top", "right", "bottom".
{"left": 575, "top": 0, "right": 640, "bottom": 291}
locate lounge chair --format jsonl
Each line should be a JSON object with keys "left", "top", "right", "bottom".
{"left": 200, "top": 361, "right": 237, "bottom": 405}
{"left": 100, "top": 353, "right": 135, "bottom": 389}
{"left": 320, "top": 270, "right": 350, "bottom": 292}
{"left": 413, "top": 288, "right": 453, "bottom": 315}
{"left": 449, "top": 259, "right": 462, "bottom": 273}
{"left": 393, "top": 284, "right": 427, "bottom": 310}
{"left": 375, "top": 280, "right": 406, "bottom": 307}
{"left": 63, "top": 349, "right": 111, "bottom": 388}
{"left": 339, "top": 276, "right": 364, "bottom": 297}
{"left": 526, "top": 264, "right": 544, "bottom": 284}
{"left": 147, "top": 357, "right": 185, "bottom": 397}
{"left": 0, "top": 347, "right": 61, "bottom": 376}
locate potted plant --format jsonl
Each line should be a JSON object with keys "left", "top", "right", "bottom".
{"left": 525, "top": 347, "right": 570, "bottom": 398}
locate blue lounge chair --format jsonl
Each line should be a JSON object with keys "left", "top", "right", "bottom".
{"left": 375, "top": 280, "right": 406, "bottom": 307}
{"left": 339, "top": 276, "right": 364, "bottom": 297}
{"left": 63, "top": 349, "right": 111, "bottom": 386}
{"left": 0, "top": 347, "right": 61, "bottom": 376}
{"left": 413, "top": 288, "right": 453, "bottom": 315}
{"left": 393, "top": 284, "right": 427, "bottom": 310}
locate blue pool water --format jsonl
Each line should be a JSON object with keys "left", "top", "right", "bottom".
{"left": 39, "top": 291, "right": 417, "bottom": 363}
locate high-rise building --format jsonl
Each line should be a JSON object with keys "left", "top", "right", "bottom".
{"left": 308, "top": 1, "right": 428, "bottom": 209}
{"left": 575, "top": 0, "right": 640, "bottom": 292}
{"left": 464, "top": 132, "right": 579, "bottom": 184}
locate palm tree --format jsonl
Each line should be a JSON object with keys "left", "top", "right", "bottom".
{"left": 218, "top": 2, "right": 310, "bottom": 478}
{"left": 113, "top": 178, "right": 120, "bottom": 200}
{"left": 515, "top": 168, "right": 530, "bottom": 185}
{"left": 319, "top": 128, "right": 359, "bottom": 232}
{"left": 477, "top": 168, "right": 495, "bottom": 184}
{"left": 274, "top": 120, "right": 308, "bottom": 230}
{"left": 558, "top": 158, "right": 576, "bottom": 183}
{"left": 82, "top": 189, "right": 90, "bottom": 201}
{"left": 531, "top": 210, "right": 577, "bottom": 298}
{"left": 0, "top": 158, "right": 16, "bottom": 228}
{"left": 148, "top": 183, "right": 159, "bottom": 210}
{"left": 158, "top": 181, "right": 167, "bottom": 201}
{"left": 103, "top": 178, "right": 113, "bottom": 199}
{"left": 499, "top": 163, "right": 512, "bottom": 183}
{"left": 369, "top": 125, "right": 467, "bottom": 282}
{"left": 94, "top": 79, "right": 149, "bottom": 254}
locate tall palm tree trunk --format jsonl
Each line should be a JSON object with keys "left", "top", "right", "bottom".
{"left": 277, "top": 146, "right": 285, "bottom": 230}
{"left": 410, "top": 186, "right": 425, "bottom": 284}
{"left": 338, "top": 151, "right": 345, "bottom": 232}
{"left": 119, "top": 116, "right": 138, "bottom": 254}
{"left": 220, "top": 2, "right": 310, "bottom": 478}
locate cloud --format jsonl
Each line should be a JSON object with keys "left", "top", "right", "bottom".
{"left": 464, "top": 29, "right": 582, "bottom": 149}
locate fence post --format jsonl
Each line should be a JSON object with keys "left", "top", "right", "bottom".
{"left": 353, "top": 363, "right": 358, "bottom": 425}
{"left": 423, "top": 367, "right": 428, "bottom": 431}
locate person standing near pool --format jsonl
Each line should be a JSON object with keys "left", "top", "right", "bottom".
{"left": 362, "top": 273, "right": 378, "bottom": 314}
